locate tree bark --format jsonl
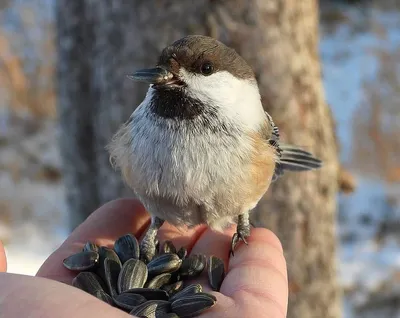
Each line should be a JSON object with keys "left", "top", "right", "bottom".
{"left": 56, "top": 1, "right": 340, "bottom": 317}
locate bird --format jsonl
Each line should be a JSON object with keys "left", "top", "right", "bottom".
{"left": 107, "top": 35, "right": 322, "bottom": 262}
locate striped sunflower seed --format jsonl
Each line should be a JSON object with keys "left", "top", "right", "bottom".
{"left": 207, "top": 255, "right": 225, "bottom": 291}
{"left": 161, "top": 280, "right": 184, "bottom": 297}
{"left": 157, "top": 313, "right": 180, "bottom": 318}
{"left": 179, "top": 254, "right": 206, "bottom": 278}
{"left": 63, "top": 250, "right": 99, "bottom": 271}
{"left": 103, "top": 258, "right": 121, "bottom": 298}
{"left": 169, "top": 283, "right": 202, "bottom": 302}
{"left": 147, "top": 253, "right": 182, "bottom": 277}
{"left": 129, "top": 300, "right": 171, "bottom": 318}
{"left": 72, "top": 272, "right": 113, "bottom": 305}
{"left": 113, "top": 292, "right": 147, "bottom": 311}
{"left": 118, "top": 258, "right": 148, "bottom": 293}
{"left": 145, "top": 273, "right": 172, "bottom": 289}
{"left": 114, "top": 233, "right": 140, "bottom": 263}
{"left": 171, "top": 292, "right": 216, "bottom": 318}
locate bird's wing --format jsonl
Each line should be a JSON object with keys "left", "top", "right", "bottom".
{"left": 264, "top": 112, "right": 322, "bottom": 182}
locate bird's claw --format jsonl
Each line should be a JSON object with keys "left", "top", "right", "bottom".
{"left": 230, "top": 230, "right": 249, "bottom": 257}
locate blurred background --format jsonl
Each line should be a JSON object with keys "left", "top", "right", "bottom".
{"left": 0, "top": 0, "right": 399, "bottom": 317}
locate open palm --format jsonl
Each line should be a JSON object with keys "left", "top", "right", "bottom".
{"left": 0, "top": 199, "right": 288, "bottom": 318}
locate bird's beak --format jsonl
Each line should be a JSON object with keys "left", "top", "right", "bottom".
{"left": 127, "top": 67, "right": 174, "bottom": 85}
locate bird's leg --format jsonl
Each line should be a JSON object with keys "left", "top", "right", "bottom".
{"left": 140, "top": 216, "right": 164, "bottom": 263}
{"left": 230, "top": 212, "right": 251, "bottom": 257}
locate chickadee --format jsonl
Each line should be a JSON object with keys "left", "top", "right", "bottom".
{"left": 107, "top": 35, "right": 322, "bottom": 262}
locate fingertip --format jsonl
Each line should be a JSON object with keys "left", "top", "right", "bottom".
{"left": 0, "top": 240, "right": 6, "bottom": 272}
{"left": 247, "top": 227, "right": 284, "bottom": 253}
{"left": 220, "top": 227, "right": 288, "bottom": 317}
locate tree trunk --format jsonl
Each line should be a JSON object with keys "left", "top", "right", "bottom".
{"left": 56, "top": 1, "right": 340, "bottom": 317}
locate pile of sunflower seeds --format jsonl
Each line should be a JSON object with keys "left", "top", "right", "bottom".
{"left": 62, "top": 233, "right": 225, "bottom": 318}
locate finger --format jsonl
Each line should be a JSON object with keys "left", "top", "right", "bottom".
{"left": 0, "top": 273, "right": 132, "bottom": 318}
{"left": 191, "top": 228, "right": 288, "bottom": 318}
{"left": 0, "top": 241, "right": 6, "bottom": 272}
{"left": 37, "top": 199, "right": 150, "bottom": 283}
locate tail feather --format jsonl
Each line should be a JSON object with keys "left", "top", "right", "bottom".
{"left": 272, "top": 143, "right": 322, "bottom": 181}
{"left": 279, "top": 144, "right": 322, "bottom": 171}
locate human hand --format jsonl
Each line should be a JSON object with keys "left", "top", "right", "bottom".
{"left": 0, "top": 199, "right": 288, "bottom": 317}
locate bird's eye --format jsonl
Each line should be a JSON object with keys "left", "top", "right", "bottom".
{"left": 200, "top": 62, "right": 214, "bottom": 76}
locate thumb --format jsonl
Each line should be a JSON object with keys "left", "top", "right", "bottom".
{"left": 0, "top": 240, "right": 7, "bottom": 272}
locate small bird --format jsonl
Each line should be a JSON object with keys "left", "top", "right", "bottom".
{"left": 107, "top": 35, "right": 322, "bottom": 262}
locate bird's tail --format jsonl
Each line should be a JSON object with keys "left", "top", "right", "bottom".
{"left": 278, "top": 143, "right": 322, "bottom": 171}
{"left": 272, "top": 143, "right": 322, "bottom": 181}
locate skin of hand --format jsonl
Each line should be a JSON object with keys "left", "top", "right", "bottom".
{"left": 0, "top": 199, "right": 288, "bottom": 318}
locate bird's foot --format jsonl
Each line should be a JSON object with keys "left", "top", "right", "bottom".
{"left": 139, "top": 216, "right": 164, "bottom": 263}
{"left": 140, "top": 237, "right": 158, "bottom": 263}
{"left": 230, "top": 223, "right": 251, "bottom": 257}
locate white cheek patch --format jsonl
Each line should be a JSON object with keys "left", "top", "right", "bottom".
{"left": 180, "top": 69, "right": 266, "bottom": 130}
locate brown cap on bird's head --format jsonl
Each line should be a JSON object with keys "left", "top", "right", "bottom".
{"left": 129, "top": 35, "right": 255, "bottom": 86}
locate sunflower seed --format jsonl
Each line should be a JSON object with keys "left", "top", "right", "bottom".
{"left": 114, "top": 293, "right": 147, "bottom": 311}
{"left": 72, "top": 272, "right": 113, "bottom": 304}
{"left": 171, "top": 293, "right": 216, "bottom": 318}
{"left": 158, "top": 313, "right": 180, "bottom": 318}
{"left": 129, "top": 300, "right": 171, "bottom": 317}
{"left": 63, "top": 251, "right": 99, "bottom": 271}
{"left": 72, "top": 271, "right": 104, "bottom": 293}
{"left": 82, "top": 241, "right": 99, "bottom": 253}
{"left": 145, "top": 273, "right": 172, "bottom": 289}
{"left": 207, "top": 256, "right": 225, "bottom": 291}
{"left": 98, "top": 246, "right": 122, "bottom": 267}
{"left": 118, "top": 258, "right": 148, "bottom": 293}
{"left": 179, "top": 254, "right": 206, "bottom": 278}
{"left": 103, "top": 258, "right": 121, "bottom": 298}
{"left": 160, "top": 240, "right": 176, "bottom": 254}
{"left": 157, "top": 313, "right": 180, "bottom": 318}
{"left": 114, "top": 234, "right": 140, "bottom": 263}
{"left": 122, "top": 288, "right": 169, "bottom": 301}
{"left": 147, "top": 253, "right": 182, "bottom": 277}
{"left": 176, "top": 247, "right": 187, "bottom": 260}
{"left": 169, "top": 284, "right": 202, "bottom": 302}
{"left": 161, "top": 280, "right": 184, "bottom": 297}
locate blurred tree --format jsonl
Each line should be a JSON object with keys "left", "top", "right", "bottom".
{"left": 56, "top": 1, "right": 340, "bottom": 317}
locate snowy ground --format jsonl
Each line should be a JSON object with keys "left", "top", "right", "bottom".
{"left": 1, "top": 3, "right": 400, "bottom": 318}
